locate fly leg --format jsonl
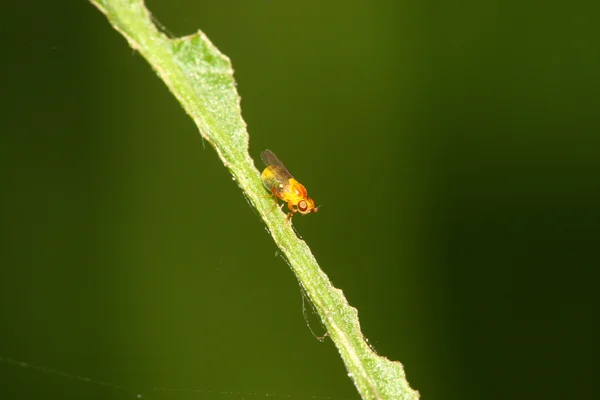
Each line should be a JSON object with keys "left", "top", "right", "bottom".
{"left": 266, "top": 187, "right": 284, "bottom": 213}
{"left": 285, "top": 202, "right": 296, "bottom": 224}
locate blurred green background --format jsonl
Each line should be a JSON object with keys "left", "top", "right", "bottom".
{"left": 1, "top": 1, "right": 598, "bottom": 399}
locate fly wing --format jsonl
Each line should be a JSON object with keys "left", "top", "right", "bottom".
{"left": 261, "top": 149, "right": 293, "bottom": 180}
{"left": 261, "top": 149, "right": 285, "bottom": 169}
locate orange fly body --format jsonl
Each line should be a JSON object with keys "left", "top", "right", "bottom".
{"left": 260, "top": 149, "right": 318, "bottom": 222}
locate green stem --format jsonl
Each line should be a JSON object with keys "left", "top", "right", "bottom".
{"left": 89, "top": 1, "right": 419, "bottom": 399}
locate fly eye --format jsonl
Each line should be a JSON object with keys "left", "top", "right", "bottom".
{"left": 298, "top": 200, "right": 307, "bottom": 212}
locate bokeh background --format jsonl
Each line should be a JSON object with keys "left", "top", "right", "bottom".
{"left": 1, "top": 1, "right": 599, "bottom": 399}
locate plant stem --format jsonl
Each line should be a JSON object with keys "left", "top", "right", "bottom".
{"left": 89, "top": 1, "right": 419, "bottom": 398}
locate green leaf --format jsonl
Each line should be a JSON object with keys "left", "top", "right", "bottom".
{"left": 89, "top": 1, "right": 419, "bottom": 399}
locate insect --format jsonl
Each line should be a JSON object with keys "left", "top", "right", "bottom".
{"left": 260, "top": 149, "right": 318, "bottom": 222}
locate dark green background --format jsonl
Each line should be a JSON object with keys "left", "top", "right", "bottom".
{"left": 1, "top": 1, "right": 598, "bottom": 399}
